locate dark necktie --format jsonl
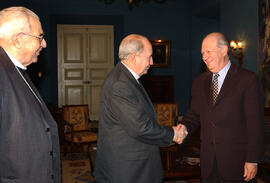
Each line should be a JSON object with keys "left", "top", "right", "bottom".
{"left": 212, "top": 73, "right": 219, "bottom": 104}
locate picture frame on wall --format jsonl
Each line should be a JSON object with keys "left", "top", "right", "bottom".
{"left": 151, "top": 40, "right": 171, "bottom": 67}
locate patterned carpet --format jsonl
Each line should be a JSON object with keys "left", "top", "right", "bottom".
{"left": 61, "top": 153, "right": 270, "bottom": 183}
{"left": 61, "top": 153, "right": 95, "bottom": 183}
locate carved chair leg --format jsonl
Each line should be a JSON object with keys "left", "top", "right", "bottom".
{"left": 87, "top": 144, "right": 94, "bottom": 174}
{"left": 64, "top": 141, "right": 68, "bottom": 156}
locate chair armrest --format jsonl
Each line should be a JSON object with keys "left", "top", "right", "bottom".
{"left": 90, "top": 120, "right": 99, "bottom": 123}
{"left": 63, "top": 120, "right": 77, "bottom": 142}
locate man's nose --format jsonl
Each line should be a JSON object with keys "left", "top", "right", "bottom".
{"left": 41, "top": 38, "right": 47, "bottom": 48}
{"left": 202, "top": 53, "right": 208, "bottom": 61}
{"left": 150, "top": 57, "right": 153, "bottom": 65}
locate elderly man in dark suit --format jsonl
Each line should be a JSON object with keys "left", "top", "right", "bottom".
{"left": 0, "top": 7, "right": 60, "bottom": 183}
{"left": 94, "top": 34, "right": 186, "bottom": 183}
{"left": 180, "top": 32, "right": 264, "bottom": 183}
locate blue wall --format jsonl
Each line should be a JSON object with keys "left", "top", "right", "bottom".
{"left": 191, "top": 17, "right": 219, "bottom": 80}
{"left": 220, "top": 0, "right": 258, "bottom": 73}
{"left": 0, "top": 0, "right": 259, "bottom": 115}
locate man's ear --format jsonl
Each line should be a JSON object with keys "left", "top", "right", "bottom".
{"left": 11, "top": 34, "right": 22, "bottom": 49}
{"left": 130, "top": 53, "right": 137, "bottom": 65}
{"left": 222, "top": 45, "right": 228, "bottom": 56}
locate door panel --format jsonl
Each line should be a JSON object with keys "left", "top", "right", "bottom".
{"left": 64, "top": 33, "right": 84, "bottom": 63}
{"left": 65, "top": 85, "right": 84, "bottom": 105}
{"left": 89, "top": 34, "right": 107, "bottom": 62}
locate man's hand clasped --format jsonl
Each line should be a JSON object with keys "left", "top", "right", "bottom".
{"left": 173, "top": 124, "right": 188, "bottom": 144}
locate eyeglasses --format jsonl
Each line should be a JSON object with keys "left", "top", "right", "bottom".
{"left": 19, "top": 32, "right": 45, "bottom": 42}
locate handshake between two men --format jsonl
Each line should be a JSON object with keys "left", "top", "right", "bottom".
{"left": 172, "top": 124, "right": 188, "bottom": 144}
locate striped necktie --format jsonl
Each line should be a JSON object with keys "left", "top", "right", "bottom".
{"left": 212, "top": 73, "right": 219, "bottom": 104}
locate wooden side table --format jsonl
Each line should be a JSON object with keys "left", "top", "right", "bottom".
{"left": 160, "top": 143, "right": 201, "bottom": 181}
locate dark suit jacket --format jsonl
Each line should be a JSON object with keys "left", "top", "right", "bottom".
{"left": 94, "top": 62, "right": 174, "bottom": 183}
{"left": 0, "top": 47, "right": 60, "bottom": 183}
{"left": 182, "top": 64, "right": 264, "bottom": 180}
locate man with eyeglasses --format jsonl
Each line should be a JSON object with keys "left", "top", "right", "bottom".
{"left": 0, "top": 6, "right": 60, "bottom": 183}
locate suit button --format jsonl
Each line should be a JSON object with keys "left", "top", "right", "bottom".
{"left": 50, "top": 151, "right": 56, "bottom": 157}
{"left": 51, "top": 175, "right": 54, "bottom": 179}
{"left": 46, "top": 128, "right": 50, "bottom": 132}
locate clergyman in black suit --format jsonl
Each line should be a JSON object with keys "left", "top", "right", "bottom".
{"left": 0, "top": 7, "right": 60, "bottom": 183}
{"left": 94, "top": 34, "right": 187, "bottom": 183}
{"left": 180, "top": 32, "right": 264, "bottom": 183}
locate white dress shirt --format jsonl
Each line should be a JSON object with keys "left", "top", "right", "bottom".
{"left": 212, "top": 61, "right": 231, "bottom": 94}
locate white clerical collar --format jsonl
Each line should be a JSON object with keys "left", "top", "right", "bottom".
{"left": 4, "top": 49, "right": 27, "bottom": 70}
{"left": 121, "top": 62, "right": 140, "bottom": 81}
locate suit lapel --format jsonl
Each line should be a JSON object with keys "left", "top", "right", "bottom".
{"left": 24, "top": 73, "right": 45, "bottom": 104}
{"left": 16, "top": 67, "right": 44, "bottom": 106}
{"left": 137, "top": 81, "right": 154, "bottom": 107}
{"left": 22, "top": 71, "right": 54, "bottom": 125}
{"left": 118, "top": 62, "right": 155, "bottom": 112}
{"left": 204, "top": 72, "right": 213, "bottom": 107}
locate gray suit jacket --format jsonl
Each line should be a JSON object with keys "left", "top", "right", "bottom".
{"left": 94, "top": 62, "right": 174, "bottom": 183}
{"left": 0, "top": 47, "right": 60, "bottom": 183}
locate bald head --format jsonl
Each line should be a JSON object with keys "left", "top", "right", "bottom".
{"left": 118, "top": 34, "right": 149, "bottom": 61}
{"left": 203, "top": 32, "right": 229, "bottom": 51}
{"left": 119, "top": 34, "right": 153, "bottom": 76}
{"left": 0, "top": 7, "right": 39, "bottom": 40}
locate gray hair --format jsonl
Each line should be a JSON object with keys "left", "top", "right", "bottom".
{"left": 216, "top": 33, "right": 229, "bottom": 49}
{"left": 118, "top": 34, "right": 145, "bottom": 61}
{"left": 0, "top": 6, "right": 39, "bottom": 39}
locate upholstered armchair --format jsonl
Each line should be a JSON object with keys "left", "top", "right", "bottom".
{"left": 62, "top": 104, "right": 98, "bottom": 172}
{"left": 153, "top": 103, "right": 178, "bottom": 127}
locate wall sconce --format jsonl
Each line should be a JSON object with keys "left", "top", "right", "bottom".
{"left": 38, "top": 72, "right": 42, "bottom": 78}
{"left": 230, "top": 40, "right": 244, "bottom": 67}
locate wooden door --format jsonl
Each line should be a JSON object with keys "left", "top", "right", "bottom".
{"left": 57, "top": 25, "right": 114, "bottom": 120}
